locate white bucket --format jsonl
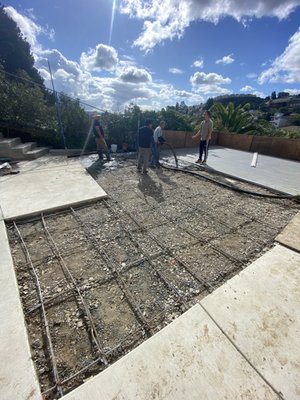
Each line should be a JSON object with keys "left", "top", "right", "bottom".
{"left": 111, "top": 144, "right": 118, "bottom": 153}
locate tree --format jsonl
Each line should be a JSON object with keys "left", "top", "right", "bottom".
{"left": 215, "top": 94, "right": 263, "bottom": 108}
{"left": 204, "top": 97, "right": 214, "bottom": 110}
{"left": 271, "top": 91, "right": 277, "bottom": 100}
{"left": 161, "top": 108, "right": 192, "bottom": 130}
{"left": 0, "top": 6, "right": 43, "bottom": 85}
{"left": 212, "top": 101, "right": 282, "bottom": 136}
{"left": 0, "top": 65, "right": 56, "bottom": 129}
{"left": 212, "top": 102, "right": 258, "bottom": 134}
{"left": 57, "top": 93, "right": 90, "bottom": 148}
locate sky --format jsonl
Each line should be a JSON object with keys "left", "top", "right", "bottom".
{"left": 3, "top": 0, "right": 300, "bottom": 112}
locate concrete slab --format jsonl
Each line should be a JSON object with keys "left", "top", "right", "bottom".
{"left": 201, "top": 244, "right": 300, "bottom": 400}
{"left": 162, "top": 147, "right": 300, "bottom": 195}
{"left": 62, "top": 304, "right": 279, "bottom": 400}
{"left": 0, "top": 156, "right": 107, "bottom": 220}
{"left": 0, "top": 220, "right": 42, "bottom": 400}
{"left": 276, "top": 212, "right": 300, "bottom": 252}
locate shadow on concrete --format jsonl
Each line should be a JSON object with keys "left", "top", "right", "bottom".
{"left": 155, "top": 167, "right": 178, "bottom": 189}
{"left": 138, "top": 173, "right": 165, "bottom": 204}
{"left": 86, "top": 159, "right": 109, "bottom": 179}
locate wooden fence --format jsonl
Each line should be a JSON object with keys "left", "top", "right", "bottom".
{"left": 163, "top": 130, "right": 300, "bottom": 161}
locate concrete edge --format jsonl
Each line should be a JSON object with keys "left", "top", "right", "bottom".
{"left": 275, "top": 211, "right": 300, "bottom": 253}
{"left": 61, "top": 303, "right": 279, "bottom": 400}
{"left": 200, "top": 243, "right": 300, "bottom": 400}
{"left": 0, "top": 220, "right": 42, "bottom": 400}
{"left": 3, "top": 194, "right": 108, "bottom": 222}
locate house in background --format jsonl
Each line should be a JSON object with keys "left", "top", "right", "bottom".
{"left": 270, "top": 112, "right": 288, "bottom": 128}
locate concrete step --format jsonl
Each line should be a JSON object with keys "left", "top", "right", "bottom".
{"left": 0, "top": 137, "right": 21, "bottom": 149}
{"left": 11, "top": 143, "right": 35, "bottom": 156}
{"left": 0, "top": 137, "right": 49, "bottom": 160}
{"left": 25, "top": 147, "right": 49, "bottom": 159}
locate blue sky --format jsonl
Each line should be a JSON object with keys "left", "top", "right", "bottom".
{"left": 4, "top": 0, "right": 300, "bottom": 112}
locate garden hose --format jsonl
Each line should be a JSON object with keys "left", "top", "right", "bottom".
{"left": 160, "top": 148, "right": 300, "bottom": 202}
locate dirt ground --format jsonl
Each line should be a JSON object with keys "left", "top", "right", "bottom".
{"left": 7, "top": 154, "right": 299, "bottom": 399}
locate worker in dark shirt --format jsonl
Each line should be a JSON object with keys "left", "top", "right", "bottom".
{"left": 93, "top": 114, "right": 110, "bottom": 162}
{"left": 137, "top": 119, "right": 153, "bottom": 174}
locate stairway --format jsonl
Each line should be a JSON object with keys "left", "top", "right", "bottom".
{"left": 0, "top": 133, "right": 49, "bottom": 160}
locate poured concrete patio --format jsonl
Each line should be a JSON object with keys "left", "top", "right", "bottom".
{"left": 0, "top": 156, "right": 107, "bottom": 221}
{"left": 164, "top": 146, "right": 300, "bottom": 196}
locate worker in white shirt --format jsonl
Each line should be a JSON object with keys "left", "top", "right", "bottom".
{"left": 150, "top": 121, "right": 166, "bottom": 168}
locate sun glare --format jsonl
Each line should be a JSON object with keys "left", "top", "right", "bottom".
{"left": 109, "top": 0, "right": 117, "bottom": 45}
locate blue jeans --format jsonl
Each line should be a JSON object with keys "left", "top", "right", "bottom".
{"left": 150, "top": 142, "right": 160, "bottom": 166}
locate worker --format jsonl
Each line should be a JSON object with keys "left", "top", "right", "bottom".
{"left": 93, "top": 114, "right": 110, "bottom": 162}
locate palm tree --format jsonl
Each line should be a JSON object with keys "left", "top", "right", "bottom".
{"left": 212, "top": 102, "right": 258, "bottom": 134}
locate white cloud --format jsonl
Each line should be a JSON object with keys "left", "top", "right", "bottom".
{"left": 284, "top": 88, "right": 300, "bottom": 95}
{"left": 246, "top": 73, "right": 258, "bottom": 79}
{"left": 36, "top": 46, "right": 198, "bottom": 111}
{"left": 4, "top": 6, "right": 205, "bottom": 111}
{"left": 120, "top": 0, "right": 300, "bottom": 50}
{"left": 80, "top": 44, "right": 119, "bottom": 72}
{"left": 252, "top": 90, "right": 266, "bottom": 98}
{"left": 190, "top": 72, "right": 231, "bottom": 95}
{"left": 191, "top": 59, "right": 204, "bottom": 68}
{"left": 4, "top": 6, "right": 54, "bottom": 49}
{"left": 240, "top": 86, "right": 266, "bottom": 97}
{"left": 169, "top": 67, "right": 184, "bottom": 74}
{"left": 190, "top": 72, "right": 231, "bottom": 86}
{"left": 118, "top": 66, "right": 152, "bottom": 83}
{"left": 158, "top": 85, "right": 204, "bottom": 104}
{"left": 216, "top": 54, "right": 235, "bottom": 65}
{"left": 240, "top": 85, "right": 254, "bottom": 92}
{"left": 36, "top": 49, "right": 81, "bottom": 77}
{"left": 258, "top": 28, "right": 300, "bottom": 84}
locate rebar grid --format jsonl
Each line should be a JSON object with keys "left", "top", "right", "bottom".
{"left": 25, "top": 249, "right": 164, "bottom": 316}
{"left": 106, "top": 197, "right": 215, "bottom": 293}
{"left": 109, "top": 170, "right": 271, "bottom": 263}
{"left": 103, "top": 199, "right": 192, "bottom": 311}
{"left": 13, "top": 221, "right": 64, "bottom": 397}
{"left": 41, "top": 213, "right": 108, "bottom": 365}
{"left": 133, "top": 168, "right": 279, "bottom": 261}
{"left": 41, "top": 305, "right": 171, "bottom": 398}
{"left": 70, "top": 207, "right": 154, "bottom": 333}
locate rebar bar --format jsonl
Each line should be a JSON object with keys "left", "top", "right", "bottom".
{"left": 41, "top": 213, "right": 108, "bottom": 365}
{"left": 13, "top": 221, "right": 64, "bottom": 397}
{"left": 70, "top": 207, "right": 153, "bottom": 333}
{"left": 103, "top": 199, "right": 190, "bottom": 311}
{"left": 107, "top": 197, "right": 215, "bottom": 292}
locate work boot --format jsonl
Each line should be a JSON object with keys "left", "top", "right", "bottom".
{"left": 105, "top": 151, "right": 111, "bottom": 162}
{"left": 97, "top": 150, "right": 104, "bottom": 161}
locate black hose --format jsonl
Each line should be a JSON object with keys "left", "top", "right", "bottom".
{"left": 161, "top": 143, "right": 178, "bottom": 168}
{"left": 161, "top": 149, "right": 300, "bottom": 202}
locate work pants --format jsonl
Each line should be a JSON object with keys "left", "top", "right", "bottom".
{"left": 199, "top": 139, "right": 209, "bottom": 161}
{"left": 96, "top": 137, "right": 110, "bottom": 161}
{"left": 137, "top": 147, "right": 151, "bottom": 172}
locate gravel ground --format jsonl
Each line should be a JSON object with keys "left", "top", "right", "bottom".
{"left": 7, "top": 154, "right": 299, "bottom": 399}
